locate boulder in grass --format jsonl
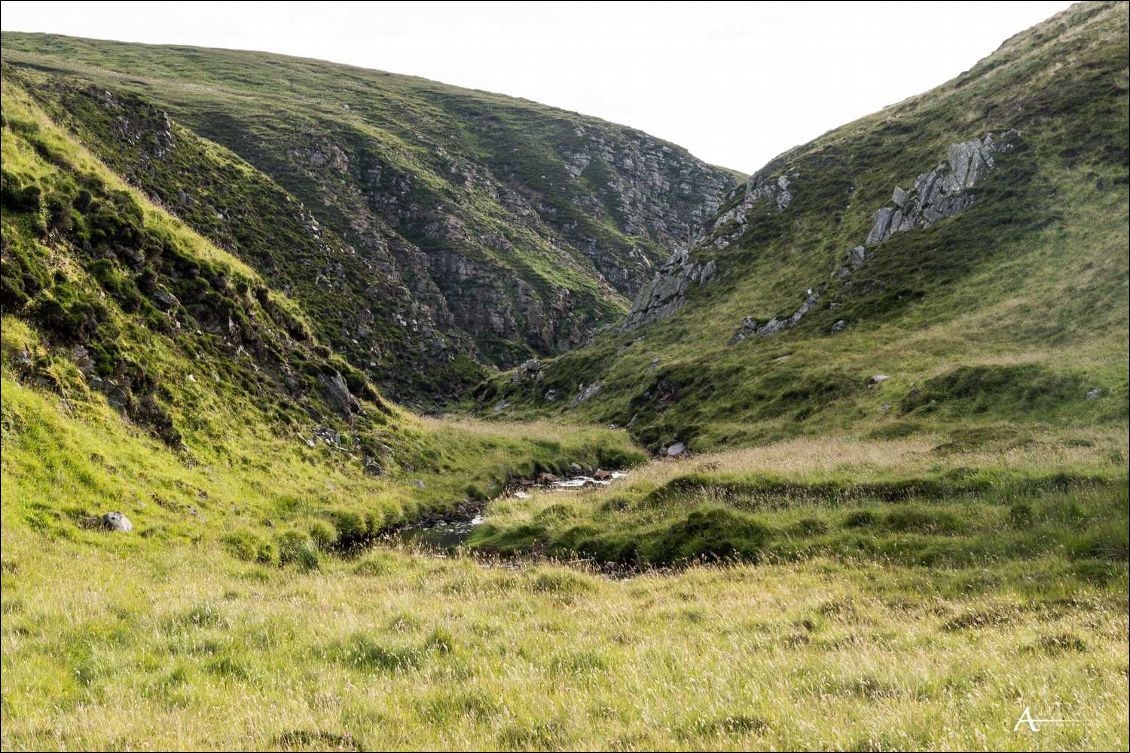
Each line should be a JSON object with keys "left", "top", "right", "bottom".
{"left": 101, "top": 511, "right": 133, "bottom": 532}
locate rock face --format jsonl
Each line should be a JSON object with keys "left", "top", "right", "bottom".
{"left": 7, "top": 55, "right": 738, "bottom": 403}
{"left": 622, "top": 169, "right": 794, "bottom": 330}
{"left": 621, "top": 248, "right": 718, "bottom": 330}
{"left": 729, "top": 289, "right": 820, "bottom": 344}
{"left": 730, "top": 131, "right": 1019, "bottom": 343}
{"left": 861, "top": 131, "right": 1018, "bottom": 249}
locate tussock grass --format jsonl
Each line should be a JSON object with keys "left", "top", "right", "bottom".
{"left": 1, "top": 534, "right": 1126, "bottom": 750}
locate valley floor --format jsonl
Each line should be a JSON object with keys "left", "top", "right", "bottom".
{"left": 1, "top": 533, "right": 1126, "bottom": 750}
{"left": 2, "top": 430, "right": 1128, "bottom": 751}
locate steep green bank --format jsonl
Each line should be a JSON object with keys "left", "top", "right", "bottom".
{"left": 1, "top": 77, "right": 642, "bottom": 566}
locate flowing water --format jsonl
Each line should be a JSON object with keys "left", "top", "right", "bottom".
{"left": 394, "top": 470, "right": 627, "bottom": 550}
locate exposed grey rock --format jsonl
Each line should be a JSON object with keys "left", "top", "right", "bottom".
{"left": 621, "top": 247, "right": 718, "bottom": 330}
{"left": 869, "top": 374, "right": 890, "bottom": 385}
{"left": 363, "top": 457, "right": 384, "bottom": 476}
{"left": 313, "top": 426, "right": 341, "bottom": 445}
{"left": 864, "top": 130, "right": 1018, "bottom": 248}
{"left": 665, "top": 441, "right": 686, "bottom": 457}
{"left": 866, "top": 207, "right": 898, "bottom": 246}
{"left": 831, "top": 319, "right": 848, "bottom": 333}
{"left": 1086, "top": 388, "right": 1104, "bottom": 400}
{"left": 729, "top": 289, "right": 821, "bottom": 343}
{"left": 510, "top": 358, "right": 543, "bottom": 385}
{"left": 101, "top": 511, "right": 133, "bottom": 532}
{"left": 321, "top": 370, "right": 358, "bottom": 417}
{"left": 151, "top": 287, "right": 180, "bottom": 310}
{"left": 571, "top": 381, "right": 603, "bottom": 406}
{"left": 621, "top": 169, "right": 795, "bottom": 330}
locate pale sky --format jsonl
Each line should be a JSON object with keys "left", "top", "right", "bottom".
{"left": 2, "top": 1, "right": 1072, "bottom": 173}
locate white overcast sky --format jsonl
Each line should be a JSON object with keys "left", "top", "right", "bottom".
{"left": 2, "top": 1, "right": 1072, "bottom": 173}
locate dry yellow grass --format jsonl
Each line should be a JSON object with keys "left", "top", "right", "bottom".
{"left": 1, "top": 523, "right": 1126, "bottom": 750}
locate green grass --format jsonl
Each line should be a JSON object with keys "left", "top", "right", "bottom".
{"left": 2, "top": 3, "right": 1128, "bottom": 750}
{"left": 468, "top": 431, "right": 1129, "bottom": 570}
{"left": 2, "top": 520, "right": 1126, "bottom": 749}
{"left": 0, "top": 32, "right": 739, "bottom": 402}
{"left": 480, "top": 1, "right": 1130, "bottom": 451}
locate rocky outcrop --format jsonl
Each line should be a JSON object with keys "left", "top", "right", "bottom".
{"left": 621, "top": 169, "right": 794, "bottom": 330}
{"left": 729, "top": 289, "right": 820, "bottom": 344}
{"left": 11, "top": 59, "right": 737, "bottom": 403}
{"left": 862, "top": 131, "right": 1018, "bottom": 249}
{"left": 621, "top": 248, "right": 718, "bottom": 330}
{"left": 731, "top": 131, "right": 1019, "bottom": 343}
{"left": 707, "top": 171, "right": 795, "bottom": 250}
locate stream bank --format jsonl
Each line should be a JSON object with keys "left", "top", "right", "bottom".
{"left": 392, "top": 469, "right": 628, "bottom": 550}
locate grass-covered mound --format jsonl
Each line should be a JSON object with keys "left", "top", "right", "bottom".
{"left": 470, "top": 432, "right": 1129, "bottom": 570}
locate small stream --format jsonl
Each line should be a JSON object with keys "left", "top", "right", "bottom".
{"left": 393, "top": 470, "right": 628, "bottom": 550}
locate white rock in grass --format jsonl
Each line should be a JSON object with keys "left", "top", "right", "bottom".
{"left": 101, "top": 511, "right": 133, "bottom": 532}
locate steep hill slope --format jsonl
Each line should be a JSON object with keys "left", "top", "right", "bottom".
{"left": 0, "top": 75, "right": 640, "bottom": 551}
{"left": 481, "top": 1, "right": 1130, "bottom": 451}
{"left": 0, "top": 35, "right": 740, "bottom": 403}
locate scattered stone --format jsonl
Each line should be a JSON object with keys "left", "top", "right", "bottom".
{"left": 666, "top": 441, "right": 686, "bottom": 457}
{"left": 510, "top": 358, "right": 543, "bottom": 385}
{"left": 321, "top": 370, "right": 357, "bottom": 417}
{"left": 363, "top": 457, "right": 384, "bottom": 476}
{"left": 570, "top": 462, "right": 583, "bottom": 474}
{"left": 869, "top": 374, "right": 890, "bottom": 385}
{"left": 570, "top": 382, "right": 602, "bottom": 406}
{"left": 313, "top": 426, "right": 340, "bottom": 445}
{"left": 411, "top": 479, "right": 426, "bottom": 490}
{"left": 514, "top": 490, "right": 531, "bottom": 500}
{"left": 593, "top": 469, "right": 613, "bottom": 481}
{"left": 151, "top": 288, "right": 180, "bottom": 310}
{"left": 730, "top": 289, "right": 821, "bottom": 344}
{"left": 101, "top": 511, "right": 133, "bottom": 533}
{"left": 831, "top": 319, "right": 848, "bottom": 333}
{"left": 1086, "top": 388, "right": 1104, "bottom": 400}
{"left": 536, "top": 472, "right": 560, "bottom": 485}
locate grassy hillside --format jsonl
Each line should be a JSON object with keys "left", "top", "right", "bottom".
{"left": 0, "top": 34, "right": 740, "bottom": 403}
{"left": 1, "top": 4, "right": 1127, "bottom": 750}
{"left": 480, "top": 1, "right": 1129, "bottom": 451}
{"left": 0, "top": 74, "right": 640, "bottom": 554}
